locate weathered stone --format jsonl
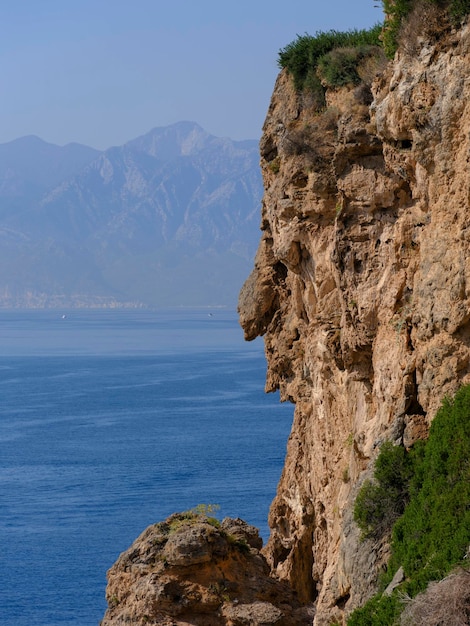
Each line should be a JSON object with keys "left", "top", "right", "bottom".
{"left": 383, "top": 566, "right": 405, "bottom": 597}
{"left": 239, "top": 21, "right": 470, "bottom": 626}
{"left": 221, "top": 517, "right": 263, "bottom": 550}
{"left": 163, "top": 523, "right": 227, "bottom": 566}
{"left": 101, "top": 513, "right": 313, "bottom": 626}
{"left": 222, "top": 601, "right": 283, "bottom": 625}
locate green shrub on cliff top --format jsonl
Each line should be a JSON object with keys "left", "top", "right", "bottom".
{"left": 316, "top": 45, "right": 383, "bottom": 88}
{"left": 277, "top": 25, "right": 382, "bottom": 95}
{"left": 279, "top": 2, "right": 470, "bottom": 89}
{"left": 381, "top": 0, "right": 470, "bottom": 57}
{"left": 167, "top": 504, "right": 221, "bottom": 534}
{"left": 381, "top": 0, "right": 412, "bottom": 57}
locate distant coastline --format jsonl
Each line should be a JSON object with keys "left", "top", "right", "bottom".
{"left": 0, "top": 292, "right": 145, "bottom": 309}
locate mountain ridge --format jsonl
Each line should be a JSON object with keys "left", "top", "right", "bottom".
{"left": 0, "top": 122, "right": 262, "bottom": 308}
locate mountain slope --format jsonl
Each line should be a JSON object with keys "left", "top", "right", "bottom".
{"left": 0, "top": 122, "right": 263, "bottom": 307}
{"left": 0, "top": 135, "right": 99, "bottom": 198}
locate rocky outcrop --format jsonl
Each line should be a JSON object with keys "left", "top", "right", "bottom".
{"left": 239, "top": 19, "right": 470, "bottom": 626}
{"left": 101, "top": 512, "right": 314, "bottom": 626}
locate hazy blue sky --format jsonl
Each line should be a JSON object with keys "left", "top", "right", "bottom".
{"left": 0, "top": 1, "right": 383, "bottom": 149}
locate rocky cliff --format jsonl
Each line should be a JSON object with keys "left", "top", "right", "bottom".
{"left": 239, "top": 15, "right": 470, "bottom": 626}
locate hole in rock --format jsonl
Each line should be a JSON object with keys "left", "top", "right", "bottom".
{"left": 405, "top": 370, "right": 425, "bottom": 416}
{"left": 336, "top": 592, "right": 351, "bottom": 610}
{"left": 398, "top": 139, "right": 413, "bottom": 150}
{"left": 354, "top": 258, "right": 363, "bottom": 273}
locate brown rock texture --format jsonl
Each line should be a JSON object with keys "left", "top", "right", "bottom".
{"left": 101, "top": 512, "right": 314, "bottom": 626}
{"left": 239, "top": 20, "right": 470, "bottom": 626}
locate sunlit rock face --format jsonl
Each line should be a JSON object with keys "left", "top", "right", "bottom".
{"left": 239, "top": 21, "right": 470, "bottom": 625}
{"left": 101, "top": 513, "right": 314, "bottom": 626}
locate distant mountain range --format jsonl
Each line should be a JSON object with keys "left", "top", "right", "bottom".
{"left": 0, "top": 122, "right": 262, "bottom": 308}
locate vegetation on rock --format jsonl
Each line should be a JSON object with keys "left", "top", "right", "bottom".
{"left": 278, "top": 0, "right": 470, "bottom": 95}
{"left": 166, "top": 504, "right": 221, "bottom": 533}
{"left": 244, "top": 6, "right": 470, "bottom": 623}
{"left": 390, "top": 385, "right": 470, "bottom": 595}
{"left": 382, "top": 0, "right": 470, "bottom": 57}
{"left": 316, "top": 45, "right": 384, "bottom": 88}
{"left": 353, "top": 441, "right": 415, "bottom": 540}
{"left": 350, "top": 385, "right": 470, "bottom": 624}
{"left": 347, "top": 594, "right": 402, "bottom": 626}
{"left": 277, "top": 25, "right": 383, "bottom": 104}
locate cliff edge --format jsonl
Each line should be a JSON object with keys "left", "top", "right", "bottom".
{"left": 102, "top": 9, "right": 470, "bottom": 626}
{"left": 239, "top": 14, "right": 470, "bottom": 626}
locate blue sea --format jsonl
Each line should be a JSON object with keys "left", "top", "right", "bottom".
{"left": 0, "top": 310, "right": 293, "bottom": 626}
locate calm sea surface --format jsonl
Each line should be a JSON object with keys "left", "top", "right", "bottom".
{"left": 0, "top": 309, "right": 293, "bottom": 626}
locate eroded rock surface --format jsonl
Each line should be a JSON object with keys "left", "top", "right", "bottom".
{"left": 101, "top": 513, "right": 314, "bottom": 626}
{"left": 239, "top": 20, "right": 470, "bottom": 626}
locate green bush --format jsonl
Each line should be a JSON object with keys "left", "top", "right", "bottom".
{"left": 167, "top": 504, "right": 221, "bottom": 534}
{"left": 349, "top": 385, "right": 470, "bottom": 624}
{"left": 381, "top": 0, "right": 470, "bottom": 57}
{"left": 277, "top": 25, "right": 382, "bottom": 95}
{"left": 353, "top": 441, "right": 413, "bottom": 539}
{"left": 389, "top": 385, "right": 470, "bottom": 595}
{"left": 448, "top": 0, "right": 470, "bottom": 21}
{"left": 317, "top": 45, "right": 382, "bottom": 88}
{"left": 382, "top": 0, "right": 413, "bottom": 57}
{"left": 347, "top": 594, "right": 402, "bottom": 626}
{"left": 280, "top": 1, "right": 470, "bottom": 83}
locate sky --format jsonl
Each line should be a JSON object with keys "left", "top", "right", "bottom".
{"left": 0, "top": 1, "right": 383, "bottom": 150}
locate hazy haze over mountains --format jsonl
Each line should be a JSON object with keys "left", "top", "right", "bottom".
{"left": 0, "top": 122, "right": 262, "bottom": 308}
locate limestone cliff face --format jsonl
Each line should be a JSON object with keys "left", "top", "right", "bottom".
{"left": 239, "top": 21, "right": 470, "bottom": 626}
